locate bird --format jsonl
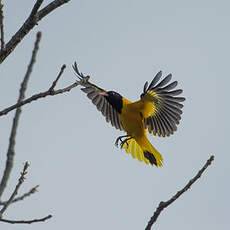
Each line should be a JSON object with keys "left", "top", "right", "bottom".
{"left": 73, "top": 62, "right": 185, "bottom": 167}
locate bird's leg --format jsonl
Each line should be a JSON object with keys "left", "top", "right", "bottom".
{"left": 115, "top": 135, "right": 130, "bottom": 147}
{"left": 120, "top": 136, "right": 133, "bottom": 149}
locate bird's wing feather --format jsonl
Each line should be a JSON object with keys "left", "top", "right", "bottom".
{"left": 73, "top": 62, "right": 123, "bottom": 130}
{"left": 142, "top": 71, "right": 185, "bottom": 137}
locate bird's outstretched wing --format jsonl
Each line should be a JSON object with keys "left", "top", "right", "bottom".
{"left": 141, "top": 71, "right": 185, "bottom": 137}
{"left": 73, "top": 62, "right": 123, "bottom": 130}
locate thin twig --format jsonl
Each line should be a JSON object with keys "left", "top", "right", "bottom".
{"left": 0, "top": 33, "right": 41, "bottom": 199}
{"left": 0, "top": 0, "right": 70, "bottom": 64}
{"left": 145, "top": 155, "right": 214, "bottom": 230}
{"left": 37, "top": 0, "right": 70, "bottom": 19}
{"left": 29, "top": 0, "right": 44, "bottom": 20}
{"left": 49, "top": 64, "right": 66, "bottom": 91}
{"left": 0, "top": 185, "right": 39, "bottom": 206}
{"left": 23, "top": 31, "right": 41, "bottom": 83}
{"left": 0, "top": 0, "right": 5, "bottom": 50}
{"left": 0, "top": 215, "right": 52, "bottom": 224}
{"left": 0, "top": 162, "right": 29, "bottom": 215}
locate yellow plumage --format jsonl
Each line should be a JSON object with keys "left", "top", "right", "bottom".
{"left": 122, "top": 138, "right": 163, "bottom": 166}
{"left": 119, "top": 96, "right": 163, "bottom": 167}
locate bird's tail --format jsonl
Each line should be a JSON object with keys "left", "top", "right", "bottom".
{"left": 122, "top": 136, "right": 163, "bottom": 167}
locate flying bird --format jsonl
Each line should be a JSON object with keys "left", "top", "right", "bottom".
{"left": 73, "top": 62, "right": 185, "bottom": 167}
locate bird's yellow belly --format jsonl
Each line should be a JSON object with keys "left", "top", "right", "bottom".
{"left": 120, "top": 108, "right": 145, "bottom": 138}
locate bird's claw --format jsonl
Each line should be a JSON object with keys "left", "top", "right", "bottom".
{"left": 115, "top": 135, "right": 133, "bottom": 149}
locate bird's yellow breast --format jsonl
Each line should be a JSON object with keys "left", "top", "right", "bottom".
{"left": 119, "top": 98, "right": 155, "bottom": 137}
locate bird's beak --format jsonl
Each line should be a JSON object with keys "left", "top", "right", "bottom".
{"left": 99, "top": 92, "right": 108, "bottom": 97}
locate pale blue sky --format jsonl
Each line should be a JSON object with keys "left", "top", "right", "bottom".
{"left": 0, "top": 1, "right": 228, "bottom": 230}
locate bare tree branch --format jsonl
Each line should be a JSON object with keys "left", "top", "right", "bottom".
{"left": 0, "top": 32, "right": 41, "bottom": 198}
{"left": 37, "top": 0, "right": 70, "bottom": 20}
{"left": 0, "top": 215, "right": 52, "bottom": 224}
{"left": 145, "top": 155, "right": 214, "bottom": 230}
{"left": 29, "top": 0, "right": 44, "bottom": 19}
{"left": 0, "top": 185, "right": 39, "bottom": 206}
{"left": 0, "top": 0, "right": 70, "bottom": 64}
{"left": 49, "top": 64, "right": 66, "bottom": 91}
{"left": 24, "top": 31, "right": 41, "bottom": 82}
{"left": 0, "top": 66, "right": 80, "bottom": 117}
{"left": 0, "top": 0, "right": 5, "bottom": 50}
{"left": 0, "top": 162, "right": 29, "bottom": 215}
{"left": 0, "top": 0, "right": 72, "bottom": 225}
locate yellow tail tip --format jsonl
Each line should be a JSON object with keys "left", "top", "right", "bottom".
{"left": 122, "top": 138, "right": 163, "bottom": 166}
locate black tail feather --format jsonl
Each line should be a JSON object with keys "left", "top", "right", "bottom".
{"left": 144, "top": 151, "right": 157, "bottom": 166}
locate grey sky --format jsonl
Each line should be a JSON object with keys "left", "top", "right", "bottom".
{"left": 0, "top": 0, "right": 228, "bottom": 229}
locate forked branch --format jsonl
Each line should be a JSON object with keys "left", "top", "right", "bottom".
{"left": 0, "top": 0, "right": 71, "bottom": 64}
{"left": 0, "top": 185, "right": 39, "bottom": 206}
{"left": 0, "top": 162, "right": 30, "bottom": 215}
{"left": 0, "top": 64, "right": 81, "bottom": 117}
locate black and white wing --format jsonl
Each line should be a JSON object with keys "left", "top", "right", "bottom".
{"left": 142, "top": 71, "right": 185, "bottom": 137}
{"left": 73, "top": 62, "right": 123, "bottom": 131}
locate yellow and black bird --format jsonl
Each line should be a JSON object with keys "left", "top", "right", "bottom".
{"left": 73, "top": 62, "right": 185, "bottom": 167}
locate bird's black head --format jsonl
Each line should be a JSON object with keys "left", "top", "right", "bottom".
{"left": 101, "top": 91, "right": 123, "bottom": 114}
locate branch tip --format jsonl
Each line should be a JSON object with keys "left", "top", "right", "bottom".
{"left": 0, "top": 0, "right": 5, "bottom": 50}
{"left": 36, "top": 31, "right": 42, "bottom": 39}
{"left": 49, "top": 64, "right": 66, "bottom": 91}
{"left": 24, "top": 161, "right": 30, "bottom": 170}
